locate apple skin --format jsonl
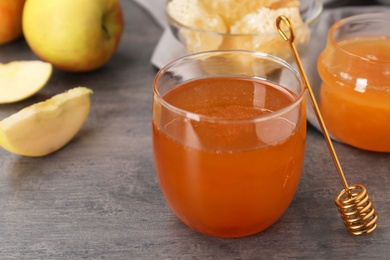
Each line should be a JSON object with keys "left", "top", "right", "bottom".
{"left": 0, "top": 0, "right": 26, "bottom": 45}
{"left": 22, "top": 0, "right": 124, "bottom": 72}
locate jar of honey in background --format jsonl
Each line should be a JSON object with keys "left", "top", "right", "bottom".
{"left": 317, "top": 12, "right": 390, "bottom": 152}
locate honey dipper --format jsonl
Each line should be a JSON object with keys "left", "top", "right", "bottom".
{"left": 275, "top": 15, "right": 378, "bottom": 235}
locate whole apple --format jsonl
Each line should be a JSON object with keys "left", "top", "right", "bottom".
{"left": 0, "top": 0, "right": 25, "bottom": 45}
{"left": 22, "top": 0, "right": 124, "bottom": 72}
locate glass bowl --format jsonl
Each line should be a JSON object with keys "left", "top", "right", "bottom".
{"left": 166, "top": 0, "right": 323, "bottom": 61}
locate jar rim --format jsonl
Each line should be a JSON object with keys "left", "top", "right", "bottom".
{"left": 328, "top": 12, "right": 390, "bottom": 65}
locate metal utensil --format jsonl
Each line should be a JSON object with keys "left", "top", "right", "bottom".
{"left": 276, "top": 15, "right": 378, "bottom": 235}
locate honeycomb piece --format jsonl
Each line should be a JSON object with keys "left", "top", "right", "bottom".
{"left": 199, "top": 0, "right": 280, "bottom": 29}
{"left": 167, "top": 0, "right": 227, "bottom": 52}
{"left": 229, "top": 6, "right": 310, "bottom": 61}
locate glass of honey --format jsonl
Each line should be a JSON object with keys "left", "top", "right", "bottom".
{"left": 318, "top": 13, "right": 390, "bottom": 152}
{"left": 152, "top": 50, "right": 306, "bottom": 238}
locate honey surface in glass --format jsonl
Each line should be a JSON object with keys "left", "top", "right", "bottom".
{"left": 153, "top": 76, "right": 306, "bottom": 238}
{"left": 319, "top": 36, "right": 390, "bottom": 151}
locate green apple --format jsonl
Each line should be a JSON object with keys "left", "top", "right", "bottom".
{"left": 22, "top": 0, "right": 124, "bottom": 72}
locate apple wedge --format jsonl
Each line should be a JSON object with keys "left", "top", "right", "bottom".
{"left": 0, "top": 60, "right": 52, "bottom": 103}
{"left": 0, "top": 87, "right": 92, "bottom": 157}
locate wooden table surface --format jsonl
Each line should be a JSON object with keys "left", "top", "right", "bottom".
{"left": 1, "top": 1, "right": 389, "bottom": 259}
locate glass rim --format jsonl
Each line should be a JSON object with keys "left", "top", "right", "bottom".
{"left": 153, "top": 50, "right": 306, "bottom": 124}
{"left": 328, "top": 12, "right": 390, "bottom": 65}
{"left": 166, "top": 0, "right": 323, "bottom": 37}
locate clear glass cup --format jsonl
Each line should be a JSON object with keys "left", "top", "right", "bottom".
{"left": 317, "top": 13, "right": 390, "bottom": 152}
{"left": 152, "top": 50, "right": 306, "bottom": 238}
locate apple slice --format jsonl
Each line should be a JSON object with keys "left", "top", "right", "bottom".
{"left": 0, "top": 60, "right": 52, "bottom": 104}
{"left": 0, "top": 87, "right": 92, "bottom": 157}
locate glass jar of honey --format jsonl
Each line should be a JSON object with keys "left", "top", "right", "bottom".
{"left": 317, "top": 12, "right": 390, "bottom": 152}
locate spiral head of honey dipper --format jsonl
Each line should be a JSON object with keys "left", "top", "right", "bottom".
{"left": 335, "top": 184, "right": 378, "bottom": 235}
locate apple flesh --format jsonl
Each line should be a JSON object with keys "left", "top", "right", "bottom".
{"left": 0, "top": 87, "right": 92, "bottom": 157}
{"left": 0, "top": 60, "right": 52, "bottom": 104}
{"left": 22, "top": 0, "right": 124, "bottom": 72}
{"left": 0, "top": 0, "right": 26, "bottom": 45}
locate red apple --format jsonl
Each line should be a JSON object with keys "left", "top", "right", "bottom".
{"left": 0, "top": 0, "right": 26, "bottom": 45}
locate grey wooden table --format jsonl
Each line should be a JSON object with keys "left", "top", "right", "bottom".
{"left": 0, "top": 1, "right": 389, "bottom": 259}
